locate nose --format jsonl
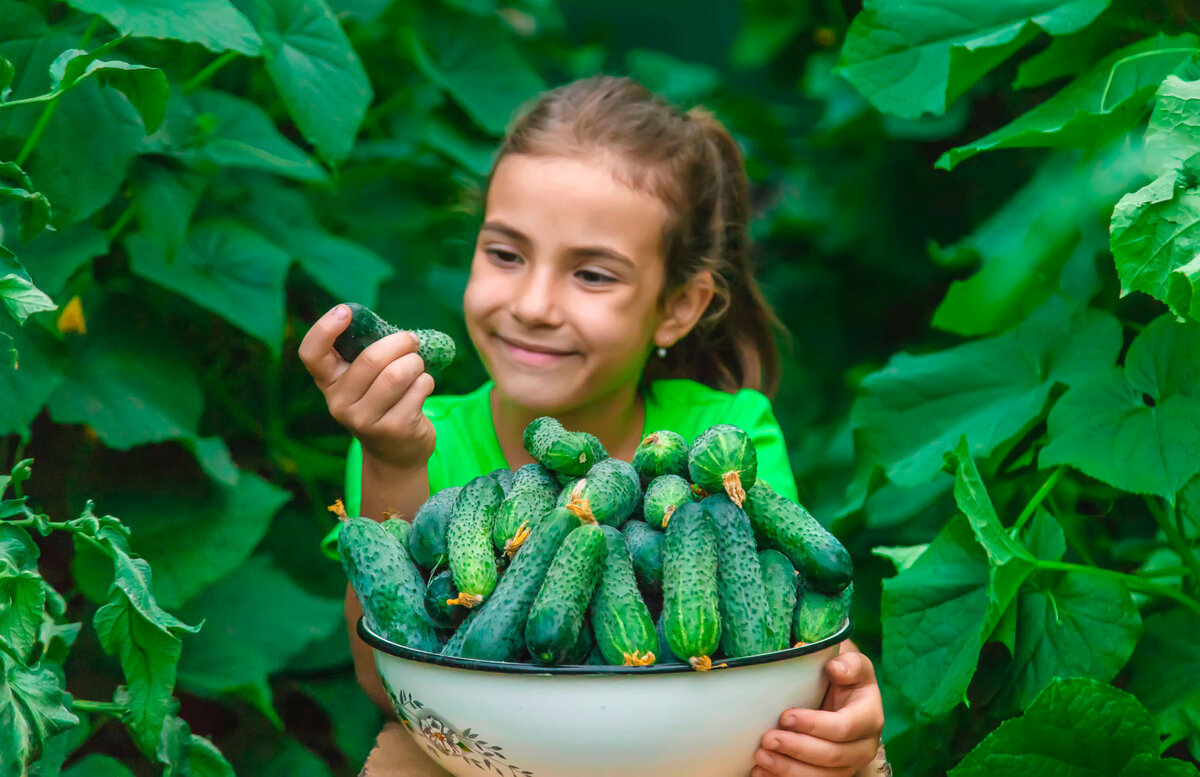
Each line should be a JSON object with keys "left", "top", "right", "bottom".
{"left": 511, "top": 264, "right": 563, "bottom": 328}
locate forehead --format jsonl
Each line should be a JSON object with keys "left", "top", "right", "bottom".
{"left": 484, "top": 153, "right": 669, "bottom": 262}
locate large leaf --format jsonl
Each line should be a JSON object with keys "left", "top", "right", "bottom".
{"left": 949, "top": 678, "right": 1160, "bottom": 776}
{"left": 0, "top": 317, "right": 65, "bottom": 438}
{"left": 0, "top": 160, "right": 51, "bottom": 241}
{"left": 1145, "top": 76, "right": 1200, "bottom": 175}
{"left": 126, "top": 219, "right": 291, "bottom": 353}
{"left": 236, "top": 0, "right": 371, "bottom": 165}
{"left": 938, "top": 35, "right": 1200, "bottom": 170}
{"left": 0, "top": 525, "right": 45, "bottom": 663}
{"left": 0, "top": 657, "right": 78, "bottom": 773}
{"left": 49, "top": 48, "right": 169, "bottom": 133}
{"left": 93, "top": 550, "right": 200, "bottom": 757}
{"left": 837, "top": 0, "right": 1110, "bottom": 120}
{"left": 130, "top": 161, "right": 205, "bottom": 264}
{"left": 5, "top": 221, "right": 108, "bottom": 297}
{"left": 1126, "top": 608, "right": 1200, "bottom": 750}
{"left": 408, "top": 9, "right": 545, "bottom": 136}
{"left": 63, "top": 0, "right": 263, "bottom": 55}
{"left": 1040, "top": 315, "right": 1200, "bottom": 500}
{"left": 1111, "top": 152, "right": 1200, "bottom": 320}
{"left": 176, "top": 555, "right": 343, "bottom": 723}
{"left": 62, "top": 754, "right": 136, "bottom": 777}
{"left": 853, "top": 297, "right": 1122, "bottom": 487}
{"left": 0, "top": 247, "right": 56, "bottom": 324}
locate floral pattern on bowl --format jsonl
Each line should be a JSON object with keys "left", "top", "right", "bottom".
{"left": 386, "top": 685, "right": 534, "bottom": 776}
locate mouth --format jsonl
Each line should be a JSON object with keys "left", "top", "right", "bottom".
{"left": 494, "top": 334, "right": 577, "bottom": 367}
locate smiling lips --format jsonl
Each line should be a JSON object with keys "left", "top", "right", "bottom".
{"left": 497, "top": 335, "right": 576, "bottom": 367}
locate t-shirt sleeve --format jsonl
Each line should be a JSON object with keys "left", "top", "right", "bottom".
{"left": 731, "top": 389, "right": 800, "bottom": 503}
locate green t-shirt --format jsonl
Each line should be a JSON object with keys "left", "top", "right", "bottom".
{"left": 342, "top": 378, "right": 798, "bottom": 521}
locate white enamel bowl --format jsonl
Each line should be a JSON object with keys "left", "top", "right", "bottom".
{"left": 360, "top": 617, "right": 852, "bottom": 777}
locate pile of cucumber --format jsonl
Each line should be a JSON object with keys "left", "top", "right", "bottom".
{"left": 338, "top": 419, "right": 854, "bottom": 671}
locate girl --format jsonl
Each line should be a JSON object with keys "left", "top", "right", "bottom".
{"left": 300, "top": 76, "right": 887, "bottom": 777}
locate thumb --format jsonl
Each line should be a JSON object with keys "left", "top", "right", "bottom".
{"left": 826, "top": 651, "right": 877, "bottom": 687}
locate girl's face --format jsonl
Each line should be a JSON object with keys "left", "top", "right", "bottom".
{"left": 463, "top": 152, "right": 675, "bottom": 413}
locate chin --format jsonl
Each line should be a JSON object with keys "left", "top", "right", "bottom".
{"left": 493, "top": 371, "right": 584, "bottom": 415}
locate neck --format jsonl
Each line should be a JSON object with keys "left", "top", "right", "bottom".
{"left": 490, "top": 381, "right": 646, "bottom": 468}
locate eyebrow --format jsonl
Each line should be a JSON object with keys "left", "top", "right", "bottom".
{"left": 480, "top": 220, "right": 636, "bottom": 269}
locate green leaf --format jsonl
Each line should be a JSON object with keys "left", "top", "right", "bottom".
{"left": 408, "top": 10, "right": 545, "bottom": 136}
{"left": 126, "top": 220, "right": 291, "bottom": 353}
{"left": 95, "top": 472, "right": 288, "bottom": 610}
{"left": 1145, "top": 75, "right": 1200, "bottom": 175}
{"left": 236, "top": 0, "right": 371, "bottom": 165}
{"left": 0, "top": 524, "right": 45, "bottom": 662}
{"left": 4, "top": 222, "right": 108, "bottom": 297}
{"left": 1111, "top": 153, "right": 1200, "bottom": 319}
{"left": 63, "top": 0, "right": 263, "bottom": 55}
{"left": 872, "top": 544, "right": 929, "bottom": 573}
{"left": 1121, "top": 753, "right": 1200, "bottom": 777}
{"left": 187, "top": 733, "right": 235, "bottom": 777}
{"left": 1021, "top": 507, "right": 1065, "bottom": 562}
{"left": 837, "top": 0, "right": 1110, "bottom": 119}
{"left": 1013, "top": 18, "right": 1126, "bottom": 89}
{"left": 1040, "top": 315, "right": 1200, "bottom": 500}
{"left": 731, "top": 0, "right": 807, "bottom": 70}
{"left": 931, "top": 148, "right": 1142, "bottom": 336}
{"left": 93, "top": 551, "right": 199, "bottom": 757}
{"left": 626, "top": 49, "right": 721, "bottom": 104}
{"left": 130, "top": 161, "right": 205, "bottom": 264}
{"left": 1126, "top": 609, "right": 1200, "bottom": 750}
{"left": 938, "top": 34, "right": 1200, "bottom": 170}
{"left": 0, "top": 318, "right": 64, "bottom": 439}
{"left": 176, "top": 555, "right": 343, "bottom": 724}
{"left": 0, "top": 54, "right": 13, "bottom": 100}
{"left": 0, "top": 160, "right": 52, "bottom": 241}
{"left": 48, "top": 49, "right": 169, "bottom": 132}
{"left": 296, "top": 677, "right": 382, "bottom": 766}
{"left": 0, "top": 657, "right": 79, "bottom": 771}
{"left": 949, "top": 678, "right": 1159, "bottom": 776}
{"left": 853, "top": 297, "right": 1122, "bottom": 487}
{"left": 0, "top": 248, "right": 57, "bottom": 324}
{"left": 62, "top": 754, "right": 136, "bottom": 777}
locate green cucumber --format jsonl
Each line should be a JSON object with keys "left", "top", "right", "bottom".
{"left": 632, "top": 430, "right": 689, "bottom": 485}
{"left": 337, "top": 508, "right": 439, "bottom": 652}
{"left": 563, "top": 458, "right": 641, "bottom": 527}
{"left": 381, "top": 515, "right": 412, "bottom": 549}
{"left": 332, "top": 302, "right": 456, "bottom": 375}
{"left": 492, "top": 487, "right": 555, "bottom": 557}
{"left": 744, "top": 481, "right": 853, "bottom": 593}
{"left": 794, "top": 582, "right": 853, "bottom": 644}
{"left": 704, "top": 495, "right": 773, "bottom": 659}
{"left": 585, "top": 642, "right": 608, "bottom": 666}
{"left": 511, "top": 463, "right": 560, "bottom": 499}
{"left": 592, "top": 525, "right": 658, "bottom": 666}
{"left": 490, "top": 468, "right": 516, "bottom": 496}
{"left": 523, "top": 417, "right": 609, "bottom": 476}
{"left": 457, "top": 507, "right": 580, "bottom": 662}
{"left": 445, "top": 475, "right": 505, "bottom": 607}
{"left": 661, "top": 501, "right": 721, "bottom": 670}
{"left": 525, "top": 522, "right": 606, "bottom": 665}
{"left": 643, "top": 474, "right": 696, "bottom": 529}
{"left": 655, "top": 610, "right": 684, "bottom": 665}
{"left": 622, "top": 519, "right": 664, "bottom": 594}
{"left": 759, "top": 549, "right": 798, "bottom": 651}
{"left": 424, "top": 569, "right": 468, "bottom": 630}
{"left": 565, "top": 619, "right": 595, "bottom": 665}
{"left": 688, "top": 424, "right": 757, "bottom": 507}
{"left": 408, "top": 486, "right": 461, "bottom": 572}
{"left": 556, "top": 478, "right": 579, "bottom": 507}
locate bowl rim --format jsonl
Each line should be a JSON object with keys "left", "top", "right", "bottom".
{"left": 359, "top": 617, "right": 854, "bottom": 675}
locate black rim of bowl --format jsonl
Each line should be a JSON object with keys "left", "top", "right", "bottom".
{"left": 358, "top": 617, "right": 855, "bottom": 675}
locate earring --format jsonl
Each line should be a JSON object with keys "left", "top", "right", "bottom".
{"left": 657, "top": 346, "right": 668, "bottom": 358}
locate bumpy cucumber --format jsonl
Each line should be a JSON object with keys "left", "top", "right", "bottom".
{"left": 523, "top": 417, "right": 609, "bottom": 476}
{"left": 337, "top": 510, "right": 439, "bottom": 652}
{"left": 622, "top": 519, "right": 665, "bottom": 594}
{"left": 563, "top": 458, "right": 642, "bottom": 527}
{"left": 591, "top": 526, "right": 657, "bottom": 666}
{"left": 490, "top": 468, "right": 516, "bottom": 496}
{"left": 457, "top": 507, "right": 580, "bottom": 662}
{"left": 643, "top": 474, "right": 696, "bottom": 529}
{"left": 655, "top": 610, "right": 684, "bottom": 665}
{"left": 332, "top": 302, "right": 455, "bottom": 375}
{"left": 632, "top": 430, "right": 689, "bottom": 485}
{"left": 408, "top": 486, "right": 461, "bottom": 572}
{"left": 381, "top": 515, "right": 412, "bottom": 548}
{"left": 511, "top": 462, "right": 560, "bottom": 499}
{"left": 492, "top": 487, "right": 555, "bottom": 557}
{"left": 661, "top": 501, "right": 721, "bottom": 670}
{"left": 704, "top": 495, "right": 773, "bottom": 659}
{"left": 688, "top": 424, "right": 757, "bottom": 506}
{"left": 794, "top": 582, "right": 853, "bottom": 644}
{"left": 566, "top": 619, "right": 595, "bottom": 665}
{"left": 424, "top": 569, "right": 468, "bottom": 630}
{"left": 525, "top": 522, "right": 606, "bottom": 665}
{"left": 759, "top": 549, "right": 798, "bottom": 651}
{"left": 445, "top": 475, "right": 505, "bottom": 607}
{"left": 744, "top": 481, "right": 853, "bottom": 593}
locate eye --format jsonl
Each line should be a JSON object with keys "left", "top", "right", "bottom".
{"left": 576, "top": 268, "right": 618, "bottom": 285}
{"left": 486, "top": 248, "right": 522, "bottom": 265}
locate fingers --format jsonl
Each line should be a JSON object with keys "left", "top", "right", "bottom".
{"left": 756, "top": 729, "right": 880, "bottom": 774}
{"left": 345, "top": 349, "right": 426, "bottom": 428}
{"left": 298, "top": 304, "right": 355, "bottom": 388}
{"left": 826, "top": 651, "right": 877, "bottom": 687}
{"left": 377, "top": 371, "right": 436, "bottom": 433}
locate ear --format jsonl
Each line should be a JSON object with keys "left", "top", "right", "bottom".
{"left": 654, "top": 270, "right": 715, "bottom": 348}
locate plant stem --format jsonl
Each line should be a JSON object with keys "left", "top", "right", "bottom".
{"left": 106, "top": 201, "right": 137, "bottom": 243}
{"left": 1163, "top": 498, "right": 1200, "bottom": 596}
{"left": 15, "top": 98, "right": 60, "bottom": 165}
{"left": 1012, "top": 466, "right": 1065, "bottom": 535}
{"left": 72, "top": 699, "right": 126, "bottom": 716}
{"left": 182, "top": 51, "right": 239, "bottom": 94}
{"left": 1036, "top": 559, "right": 1200, "bottom": 617}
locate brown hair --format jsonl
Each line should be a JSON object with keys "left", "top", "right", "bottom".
{"left": 486, "top": 75, "right": 783, "bottom": 396}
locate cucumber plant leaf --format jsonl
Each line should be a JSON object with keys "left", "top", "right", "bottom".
{"left": 0, "top": 656, "right": 79, "bottom": 773}
{"left": 61, "top": 754, "right": 136, "bottom": 777}
{"left": 48, "top": 48, "right": 169, "bottom": 133}
{"left": 1040, "top": 315, "right": 1200, "bottom": 501}
{"left": 949, "top": 678, "right": 1161, "bottom": 775}
{"left": 0, "top": 161, "right": 52, "bottom": 241}
{"left": 837, "top": 0, "right": 1110, "bottom": 120}
{"left": 0, "top": 248, "right": 56, "bottom": 325}
{"left": 938, "top": 34, "right": 1200, "bottom": 170}
{"left": 1013, "top": 17, "right": 1125, "bottom": 89}
{"left": 853, "top": 296, "right": 1122, "bottom": 488}
{"left": 1126, "top": 609, "right": 1200, "bottom": 752}
{"left": 0, "top": 317, "right": 65, "bottom": 438}
{"left": 62, "top": 0, "right": 263, "bottom": 56}
{"left": 235, "top": 0, "right": 371, "bottom": 166}
{"left": 1120, "top": 754, "right": 1200, "bottom": 777}
{"left": 1145, "top": 76, "right": 1200, "bottom": 175}
{"left": 0, "top": 524, "right": 46, "bottom": 662}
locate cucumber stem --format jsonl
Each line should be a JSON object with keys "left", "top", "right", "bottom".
{"left": 1034, "top": 559, "right": 1200, "bottom": 617}
{"left": 723, "top": 471, "right": 746, "bottom": 507}
{"left": 1011, "top": 466, "right": 1065, "bottom": 535}
{"left": 1154, "top": 496, "right": 1200, "bottom": 597}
